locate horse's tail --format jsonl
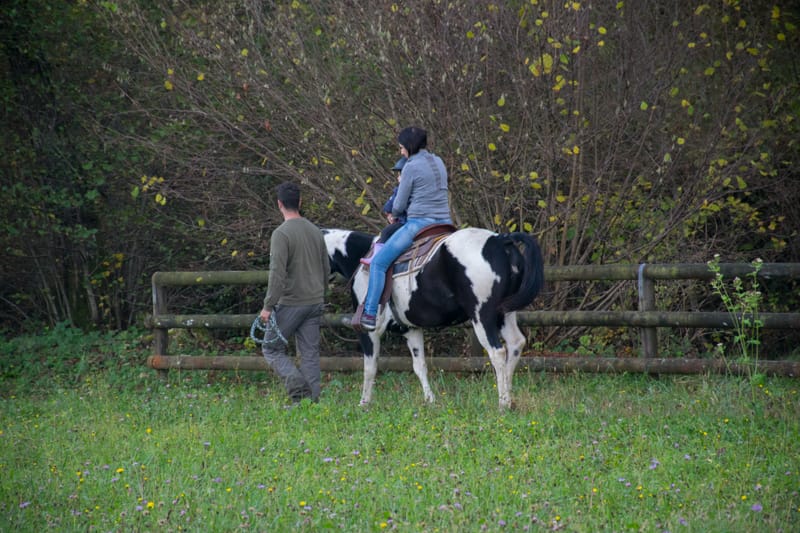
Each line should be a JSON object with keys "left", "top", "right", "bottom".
{"left": 498, "top": 232, "right": 545, "bottom": 314}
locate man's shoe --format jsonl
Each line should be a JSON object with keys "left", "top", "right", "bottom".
{"left": 360, "top": 313, "right": 377, "bottom": 331}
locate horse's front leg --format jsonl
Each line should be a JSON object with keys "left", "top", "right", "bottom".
{"left": 360, "top": 331, "right": 380, "bottom": 406}
{"left": 404, "top": 329, "right": 435, "bottom": 403}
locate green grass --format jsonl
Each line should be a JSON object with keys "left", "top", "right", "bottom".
{"left": 1, "top": 329, "right": 798, "bottom": 531}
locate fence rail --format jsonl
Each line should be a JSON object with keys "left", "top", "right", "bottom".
{"left": 147, "top": 263, "right": 800, "bottom": 376}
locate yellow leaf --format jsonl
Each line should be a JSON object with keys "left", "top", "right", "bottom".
{"left": 241, "top": 48, "right": 249, "bottom": 57}
{"left": 497, "top": 95, "right": 506, "bottom": 107}
{"left": 598, "top": 26, "right": 607, "bottom": 35}
{"left": 556, "top": 195, "right": 567, "bottom": 203}
{"left": 677, "top": 137, "right": 685, "bottom": 145}
{"left": 197, "top": 72, "right": 205, "bottom": 81}
{"left": 537, "top": 200, "right": 547, "bottom": 208}
{"left": 164, "top": 80, "right": 173, "bottom": 91}
{"left": 488, "top": 143, "right": 497, "bottom": 151}
{"left": 523, "top": 222, "right": 533, "bottom": 232}
{"left": 197, "top": 219, "right": 205, "bottom": 227}
{"left": 500, "top": 123, "right": 510, "bottom": 132}
{"left": 640, "top": 101, "right": 648, "bottom": 111}
{"left": 221, "top": 238, "right": 228, "bottom": 246}
{"left": 542, "top": 53, "right": 553, "bottom": 74}
{"left": 231, "top": 250, "right": 238, "bottom": 257}
{"left": 461, "top": 162, "right": 470, "bottom": 171}
{"left": 493, "top": 214, "right": 501, "bottom": 225}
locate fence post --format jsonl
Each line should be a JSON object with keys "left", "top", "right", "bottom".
{"left": 638, "top": 264, "right": 658, "bottom": 358}
{"left": 151, "top": 274, "right": 169, "bottom": 369}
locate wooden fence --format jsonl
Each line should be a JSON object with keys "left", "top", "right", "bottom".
{"left": 146, "top": 263, "right": 800, "bottom": 377}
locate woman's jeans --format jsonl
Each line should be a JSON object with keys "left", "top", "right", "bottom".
{"left": 363, "top": 217, "right": 452, "bottom": 316}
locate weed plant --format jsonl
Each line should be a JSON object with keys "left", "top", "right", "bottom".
{"left": 1, "top": 329, "right": 798, "bottom": 531}
{"left": 707, "top": 256, "right": 764, "bottom": 361}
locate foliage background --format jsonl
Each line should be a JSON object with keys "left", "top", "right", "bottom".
{"left": 1, "top": 0, "right": 798, "bottom": 354}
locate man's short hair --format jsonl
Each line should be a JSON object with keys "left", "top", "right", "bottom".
{"left": 276, "top": 182, "right": 301, "bottom": 210}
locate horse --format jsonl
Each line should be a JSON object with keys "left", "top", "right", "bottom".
{"left": 323, "top": 226, "right": 545, "bottom": 409}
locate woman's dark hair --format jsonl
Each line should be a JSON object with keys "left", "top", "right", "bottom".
{"left": 276, "top": 182, "right": 301, "bottom": 210}
{"left": 398, "top": 126, "right": 428, "bottom": 156}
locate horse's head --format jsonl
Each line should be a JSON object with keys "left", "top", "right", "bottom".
{"left": 322, "top": 229, "right": 375, "bottom": 280}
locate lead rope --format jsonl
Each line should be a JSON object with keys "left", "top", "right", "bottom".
{"left": 250, "top": 313, "right": 288, "bottom": 346}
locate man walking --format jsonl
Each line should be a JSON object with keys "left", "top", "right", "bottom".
{"left": 259, "top": 182, "right": 329, "bottom": 403}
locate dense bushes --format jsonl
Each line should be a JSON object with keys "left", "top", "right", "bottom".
{"left": 2, "top": 1, "right": 798, "bottom": 353}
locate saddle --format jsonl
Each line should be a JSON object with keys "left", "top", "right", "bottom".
{"left": 352, "top": 223, "right": 456, "bottom": 329}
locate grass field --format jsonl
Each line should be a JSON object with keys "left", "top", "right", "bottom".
{"left": 1, "top": 328, "right": 798, "bottom": 531}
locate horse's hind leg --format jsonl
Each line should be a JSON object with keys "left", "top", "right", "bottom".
{"left": 472, "top": 320, "right": 512, "bottom": 409}
{"left": 500, "top": 312, "right": 526, "bottom": 401}
{"left": 404, "top": 329, "right": 435, "bottom": 403}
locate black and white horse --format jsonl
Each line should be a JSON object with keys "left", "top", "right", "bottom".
{"left": 323, "top": 227, "right": 545, "bottom": 409}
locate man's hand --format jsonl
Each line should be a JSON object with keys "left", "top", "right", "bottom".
{"left": 259, "top": 308, "right": 271, "bottom": 323}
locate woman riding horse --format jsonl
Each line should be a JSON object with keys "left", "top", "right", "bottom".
{"left": 359, "top": 126, "right": 452, "bottom": 330}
